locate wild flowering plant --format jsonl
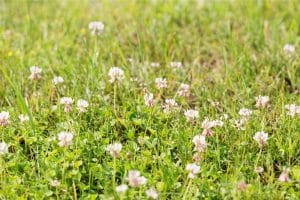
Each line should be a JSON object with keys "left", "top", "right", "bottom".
{"left": 116, "top": 184, "right": 128, "bottom": 193}
{"left": 108, "top": 67, "right": 125, "bottom": 83}
{"left": 192, "top": 135, "right": 207, "bottom": 152}
{"left": 146, "top": 188, "right": 158, "bottom": 199}
{"left": 127, "top": 170, "right": 147, "bottom": 187}
{"left": 57, "top": 132, "right": 74, "bottom": 147}
{"left": 1, "top": 3, "right": 300, "bottom": 199}
{"left": 285, "top": 104, "right": 300, "bottom": 117}
{"left": 184, "top": 109, "right": 199, "bottom": 121}
{"left": 88, "top": 21, "right": 104, "bottom": 35}
{"left": 253, "top": 131, "right": 268, "bottom": 149}
{"left": 19, "top": 114, "right": 29, "bottom": 123}
{"left": 155, "top": 78, "right": 167, "bottom": 89}
{"left": 170, "top": 61, "right": 182, "bottom": 69}
{"left": 29, "top": 66, "right": 42, "bottom": 80}
{"left": 144, "top": 93, "right": 155, "bottom": 107}
{"left": 106, "top": 143, "right": 122, "bottom": 157}
{"left": 283, "top": 44, "right": 295, "bottom": 55}
{"left": 255, "top": 96, "right": 270, "bottom": 108}
{"left": 52, "top": 76, "right": 64, "bottom": 85}
{"left": 0, "top": 142, "right": 9, "bottom": 154}
{"left": 60, "top": 97, "right": 74, "bottom": 112}
{"left": 162, "top": 99, "right": 178, "bottom": 113}
{"left": 178, "top": 83, "right": 190, "bottom": 97}
{"left": 0, "top": 111, "right": 9, "bottom": 127}
{"left": 186, "top": 163, "right": 200, "bottom": 179}
{"left": 77, "top": 99, "right": 89, "bottom": 113}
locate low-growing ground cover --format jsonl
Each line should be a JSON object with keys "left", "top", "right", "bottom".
{"left": 0, "top": 0, "right": 300, "bottom": 199}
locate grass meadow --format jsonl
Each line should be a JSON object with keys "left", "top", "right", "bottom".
{"left": 0, "top": 0, "right": 300, "bottom": 199}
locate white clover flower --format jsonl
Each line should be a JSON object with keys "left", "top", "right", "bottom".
{"left": 50, "top": 179, "right": 61, "bottom": 187}
{"left": 278, "top": 168, "right": 290, "bottom": 182}
{"left": 254, "top": 166, "right": 264, "bottom": 173}
{"left": 212, "top": 120, "right": 224, "bottom": 127}
{"left": 170, "top": 61, "right": 182, "bottom": 69}
{"left": 106, "top": 143, "right": 122, "bottom": 157}
{"left": 192, "top": 153, "right": 200, "bottom": 163}
{"left": 255, "top": 96, "right": 269, "bottom": 108}
{"left": 238, "top": 108, "right": 252, "bottom": 117}
{"left": 127, "top": 170, "right": 147, "bottom": 187}
{"left": 88, "top": 21, "right": 104, "bottom": 36}
{"left": 232, "top": 118, "right": 246, "bottom": 130}
{"left": 283, "top": 44, "right": 295, "bottom": 55}
{"left": 19, "top": 114, "right": 29, "bottom": 123}
{"left": 108, "top": 67, "right": 125, "bottom": 83}
{"left": 184, "top": 109, "right": 199, "bottom": 121}
{"left": 192, "top": 135, "right": 207, "bottom": 152}
{"left": 29, "top": 66, "right": 42, "bottom": 80}
{"left": 116, "top": 184, "right": 128, "bottom": 193}
{"left": 253, "top": 131, "right": 268, "bottom": 148}
{"left": 178, "top": 83, "right": 190, "bottom": 97}
{"left": 163, "top": 99, "right": 178, "bottom": 113}
{"left": 144, "top": 93, "right": 155, "bottom": 107}
{"left": 52, "top": 76, "right": 64, "bottom": 85}
{"left": 285, "top": 104, "right": 300, "bottom": 117}
{"left": 0, "top": 111, "right": 9, "bottom": 127}
{"left": 127, "top": 57, "right": 134, "bottom": 63}
{"left": 77, "top": 99, "right": 89, "bottom": 112}
{"left": 146, "top": 188, "right": 158, "bottom": 199}
{"left": 186, "top": 163, "right": 200, "bottom": 179}
{"left": 155, "top": 78, "right": 167, "bottom": 89}
{"left": 150, "top": 62, "right": 160, "bottom": 68}
{"left": 60, "top": 97, "right": 74, "bottom": 112}
{"left": 237, "top": 181, "right": 248, "bottom": 191}
{"left": 58, "top": 131, "right": 74, "bottom": 147}
{"left": 201, "top": 118, "right": 223, "bottom": 136}
{"left": 0, "top": 142, "right": 9, "bottom": 155}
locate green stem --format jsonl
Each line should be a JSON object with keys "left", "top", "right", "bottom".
{"left": 114, "top": 83, "right": 117, "bottom": 115}
{"left": 62, "top": 148, "right": 67, "bottom": 184}
{"left": 254, "top": 148, "right": 262, "bottom": 168}
{"left": 182, "top": 179, "right": 192, "bottom": 199}
{"left": 72, "top": 178, "right": 78, "bottom": 200}
{"left": 113, "top": 157, "right": 116, "bottom": 188}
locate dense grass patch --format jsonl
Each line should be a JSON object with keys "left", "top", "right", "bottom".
{"left": 0, "top": 0, "right": 300, "bottom": 199}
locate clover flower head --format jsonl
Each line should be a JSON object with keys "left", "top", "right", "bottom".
{"left": 108, "top": 67, "right": 125, "bottom": 83}
{"left": 58, "top": 131, "right": 74, "bottom": 147}
{"left": 253, "top": 131, "right": 268, "bottom": 148}
{"left": 155, "top": 78, "right": 167, "bottom": 89}
{"left": 88, "top": 21, "right": 104, "bottom": 35}
{"left": 0, "top": 142, "right": 9, "bottom": 155}
{"left": 127, "top": 170, "right": 147, "bottom": 187}
{"left": 0, "top": 111, "right": 9, "bottom": 127}
{"left": 29, "top": 66, "right": 42, "bottom": 80}
{"left": 77, "top": 99, "right": 89, "bottom": 112}
{"left": 106, "top": 143, "right": 122, "bottom": 157}
{"left": 186, "top": 163, "right": 200, "bottom": 179}
{"left": 184, "top": 109, "right": 199, "bottom": 121}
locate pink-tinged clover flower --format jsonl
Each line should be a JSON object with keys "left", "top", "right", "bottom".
{"left": 253, "top": 131, "right": 268, "bottom": 148}
{"left": 127, "top": 170, "right": 147, "bottom": 187}
{"left": 186, "top": 163, "right": 200, "bottom": 179}
{"left": 0, "top": 111, "right": 9, "bottom": 127}
{"left": 58, "top": 132, "right": 74, "bottom": 147}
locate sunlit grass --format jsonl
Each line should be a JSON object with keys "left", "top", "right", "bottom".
{"left": 0, "top": 0, "right": 300, "bottom": 199}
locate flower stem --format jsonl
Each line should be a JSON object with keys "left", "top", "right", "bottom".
{"left": 114, "top": 83, "right": 117, "bottom": 115}
{"left": 182, "top": 179, "right": 192, "bottom": 199}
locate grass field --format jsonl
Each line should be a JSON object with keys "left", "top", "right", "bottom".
{"left": 0, "top": 0, "right": 300, "bottom": 199}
